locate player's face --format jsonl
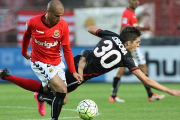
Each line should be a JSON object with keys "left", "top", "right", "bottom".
{"left": 126, "top": 37, "right": 140, "bottom": 53}
{"left": 129, "top": 0, "right": 140, "bottom": 9}
{"left": 48, "top": 9, "right": 64, "bottom": 24}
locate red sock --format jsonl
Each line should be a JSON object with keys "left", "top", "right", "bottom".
{"left": 4, "top": 75, "right": 41, "bottom": 92}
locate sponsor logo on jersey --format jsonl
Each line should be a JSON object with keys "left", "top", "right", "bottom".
{"left": 35, "top": 39, "right": 58, "bottom": 48}
{"left": 52, "top": 30, "right": 60, "bottom": 38}
{"left": 36, "top": 29, "right": 44, "bottom": 34}
{"left": 112, "top": 37, "right": 127, "bottom": 55}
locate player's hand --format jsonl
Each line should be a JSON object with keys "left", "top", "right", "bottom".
{"left": 144, "top": 24, "right": 153, "bottom": 32}
{"left": 23, "top": 52, "right": 31, "bottom": 59}
{"left": 167, "top": 89, "right": 180, "bottom": 96}
{"left": 73, "top": 72, "right": 83, "bottom": 84}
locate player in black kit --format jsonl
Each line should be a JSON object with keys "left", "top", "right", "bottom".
{"left": 1, "top": 26, "right": 180, "bottom": 116}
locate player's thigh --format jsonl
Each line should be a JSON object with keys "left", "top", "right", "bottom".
{"left": 49, "top": 73, "right": 67, "bottom": 93}
{"left": 31, "top": 61, "right": 67, "bottom": 90}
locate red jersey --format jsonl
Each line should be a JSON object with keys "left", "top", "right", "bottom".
{"left": 21, "top": 14, "right": 76, "bottom": 73}
{"left": 121, "top": 8, "right": 138, "bottom": 27}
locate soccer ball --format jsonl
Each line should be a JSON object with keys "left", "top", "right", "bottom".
{"left": 77, "top": 99, "right": 98, "bottom": 120}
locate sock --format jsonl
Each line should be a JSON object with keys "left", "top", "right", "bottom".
{"left": 38, "top": 92, "right": 54, "bottom": 105}
{"left": 4, "top": 75, "right": 41, "bottom": 92}
{"left": 51, "top": 92, "right": 66, "bottom": 120}
{"left": 111, "top": 77, "right": 121, "bottom": 98}
{"left": 144, "top": 75, "right": 153, "bottom": 97}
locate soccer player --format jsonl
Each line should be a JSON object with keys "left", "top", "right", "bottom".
{"left": 1, "top": 26, "right": 180, "bottom": 117}
{"left": 20, "top": 0, "right": 82, "bottom": 119}
{"left": 109, "top": 0, "right": 165, "bottom": 103}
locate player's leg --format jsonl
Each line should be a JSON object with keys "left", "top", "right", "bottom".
{"left": 31, "top": 61, "right": 67, "bottom": 120}
{"left": 48, "top": 73, "right": 67, "bottom": 120}
{"left": 134, "top": 47, "right": 165, "bottom": 102}
{"left": 0, "top": 68, "right": 44, "bottom": 93}
{"left": 35, "top": 70, "right": 81, "bottom": 108}
{"left": 0, "top": 68, "right": 46, "bottom": 116}
{"left": 109, "top": 67, "right": 125, "bottom": 103}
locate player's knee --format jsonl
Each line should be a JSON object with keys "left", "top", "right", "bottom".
{"left": 63, "top": 94, "right": 68, "bottom": 105}
{"left": 57, "top": 86, "right": 67, "bottom": 93}
{"left": 63, "top": 99, "right": 67, "bottom": 105}
{"left": 62, "top": 86, "right": 67, "bottom": 93}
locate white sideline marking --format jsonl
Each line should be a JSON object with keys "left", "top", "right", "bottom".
{"left": 20, "top": 116, "right": 80, "bottom": 120}
{"left": 0, "top": 106, "right": 100, "bottom": 119}
{"left": 0, "top": 106, "right": 79, "bottom": 120}
{"left": 0, "top": 106, "right": 76, "bottom": 111}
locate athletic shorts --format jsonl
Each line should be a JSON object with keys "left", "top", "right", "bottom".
{"left": 132, "top": 47, "right": 146, "bottom": 65}
{"left": 30, "top": 61, "right": 66, "bottom": 87}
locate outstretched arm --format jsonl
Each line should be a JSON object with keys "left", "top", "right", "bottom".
{"left": 87, "top": 26, "right": 100, "bottom": 35}
{"left": 132, "top": 69, "right": 180, "bottom": 96}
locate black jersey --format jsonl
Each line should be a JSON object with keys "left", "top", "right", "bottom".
{"left": 82, "top": 30, "right": 139, "bottom": 80}
{"left": 66, "top": 30, "right": 139, "bottom": 93}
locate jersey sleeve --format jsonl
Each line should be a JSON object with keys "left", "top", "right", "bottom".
{"left": 124, "top": 55, "right": 139, "bottom": 72}
{"left": 62, "top": 45, "right": 76, "bottom": 73}
{"left": 21, "top": 19, "right": 33, "bottom": 56}
{"left": 121, "top": 12, "right": 130, "bottom": 27}
{"left": 96, "top": 30, "right": 119, "bottom": 38}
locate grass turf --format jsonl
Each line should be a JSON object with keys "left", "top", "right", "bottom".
{"left": 0, "top": 83, "right": 180, "bottom": 120}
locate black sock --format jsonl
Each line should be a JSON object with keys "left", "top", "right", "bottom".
{"left": 111, "top": 77, "right": 121, "bottom": 98}
{"left": 144, "top": 75, "right": 153, "bottom": 97}
{"left": 38, "top": 84, "right": 44, "bottom": 94}
{"left": 37, "top": 92, "right": 54, "bottom": 105}
{"left": 51, "top": 92, "right": 66, "bottom": 120}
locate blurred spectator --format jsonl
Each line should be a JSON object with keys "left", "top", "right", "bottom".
{"left": 85, "top": 0, "right": 128, "bottom": 7}
{"left": 32, "top": 0, "right": 49, "bottom": 6}
{"left": 107, "top": 0, "right": 128, "bottom": 7}
{"left": 0, "top": 0, "right": 26, "bottom": 10}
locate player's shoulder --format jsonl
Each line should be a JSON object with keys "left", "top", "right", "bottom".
{"left": 58, "top": 18, "right": 68, "bottom": 26}
{"left": 123, "top": 8, "right": 129, "bottom": 13}
{"left": 122, "top": 8, "right": 132, "bottom": 15}
{"left": 28, "top": 14, "right": 43, "bottom": 24}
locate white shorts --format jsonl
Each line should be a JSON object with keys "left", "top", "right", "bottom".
{"left": 30, "top": 61, "right": 67, "bottom": 87}
{"left": 132, "top": 47, "right": 146, "bottom": 65}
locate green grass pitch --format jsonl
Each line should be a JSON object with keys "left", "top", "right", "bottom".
{"left": 0, "top": 83, "right": 180, "bottom": 120}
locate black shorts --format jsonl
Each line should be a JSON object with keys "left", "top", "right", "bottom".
{"left": 66, "top": 55, "right": 81, "bottom": 93}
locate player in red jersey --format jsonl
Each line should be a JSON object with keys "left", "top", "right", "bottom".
{"left": 109, "top": 0, "right": 165, "bottom": 103}
{"left": 21, "top": 0, "right": 82, "bottom": 119}
{"left": 1, "top": 26, "right": 180, "bottom": 117}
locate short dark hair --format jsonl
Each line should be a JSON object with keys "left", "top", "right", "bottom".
{"left": 120, "top": 26, "right": 141, "bottom": 44}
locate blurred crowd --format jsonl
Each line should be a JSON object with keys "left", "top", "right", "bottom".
{"left": 0, "top": 0, "right": 129, "bottom": 46}
{"left": 0, "top": 0, "right": 128, "bottom": 9}
{"left": 0, "top": 0, "right": 179, "bottom": 46}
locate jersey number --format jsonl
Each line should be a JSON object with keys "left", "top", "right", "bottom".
{"left": 93, "top": 40, "right": 121, "bottom": 68}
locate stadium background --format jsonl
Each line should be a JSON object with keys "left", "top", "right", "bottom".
{"left": 0, "top": 0, "right": 180, "bottom": 83}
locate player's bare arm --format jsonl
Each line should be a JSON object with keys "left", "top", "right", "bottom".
{"left": 132, "top": 69, "right": 180, "bottom": 96}
{"left": 77, "top": 56, "right": 86, "bottom": 81}
{"left": 136, "top": 25, "right": 152, "bottom": 31}
{"left": 62, "top": 44, "right": 82, "bottom": 83}
{"left": 87, "top": 26, "right": 99, "bottom": 35}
